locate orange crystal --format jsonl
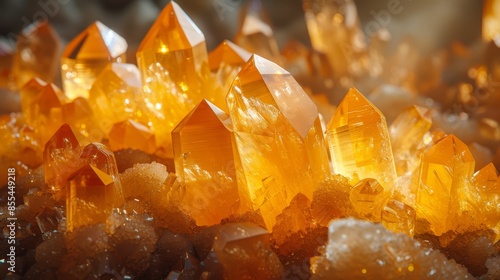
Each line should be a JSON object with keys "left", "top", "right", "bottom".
{"left": 381, "top": 199, "right": 416, "bottom": 237}
{"left": 11, "top": 20, "right": 61, "bottom": 89}
{"left": 172, "top": 99, "right": 240, "bottom": 226}
{"left": 108, "top": 119, "right": 156, "bottom": 154}
{"left": 227, "top": 54, "right": 329, "bottom": 230}
{"left": 415, "top": 134, "right": 475, "bottom": 235}
{"left": 61, "top": 21, "right": 127, "bottom": 100}
{"left": 349, "top": 178, "right": 389, "bottom": 222}
{"left": 326, "top": 87, "right": 397, "bottom": 190}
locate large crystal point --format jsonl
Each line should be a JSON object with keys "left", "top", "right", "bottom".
{"left": 12, "top": 20, "right": 61, "bottom": 89}
{"left": 303, "top": 0, "right": 367, "bottom": 78}
{"left": 227, "top": 54, "right": 329, "bottom": 231}
{"left": 43, "top": 124, "right": 82, "bottom": 194}
{"left": 416, "top": 134, "right": 475, "bottom": 235}
{"left": 234, "top": 0, "right": 281, "bottom": 63}
{"left": 62, "top": 21, "right": 127, "bottom": 100}
{"left": 20, "top": 78, "right": 66, "bottom": 144}
{"left": 390, "top": 105, "right": 432, "bottom": 175}
{"left": 326, "top": 87, "right": 397, "bottom": 190}
{"left": 137, "top": 1, "right": 209, "bottom": 153}
{"left": 172, "top": 99, "right": 241, "bottom": 225}
{"left": 213, "top": 223, "right": 283, "bottom": 279}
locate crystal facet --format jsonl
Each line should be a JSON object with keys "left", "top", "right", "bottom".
{"left": 108, "top": 119, "right": 156, "bottom": 154}
{"left": 62, "top": 21, "right": 127, "bottom": 100}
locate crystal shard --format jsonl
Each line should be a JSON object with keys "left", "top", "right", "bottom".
{"left": 88, "top": 63, "right": 151, "bottom": 136}
{"left": 66, "top": 164, "right": 116, "bottom": 232}
{"left": 227, "top": 54, "right": 329, "bottom": 230}
{"left": 43, "top": 124, "right": 81, "bottom": 194}
{"left": 172, "top": 100, "right": 240, "bottom": 226}
{"left": 381, "top": 199, "right": 416, "bottom": 237}
{"left": 137, "top": 1, "right": 209, "bottom": 153}
{"left": 416, "top": 134, "right": 475, "bottom": 235}
{"left": 303, "top": 0, "right": 367, "bottom": 79}
{"left": 349, "top": 178, "right": 389, "bottom": 222}
{"left": 390, "top": 105, "right": 432, "bottom": 175}
{"left": 234, "top": 0, "right": 281, "bottom": 63}
{"left": 326, "top": 87, "right": 397, "bottom": 190}
{"left": 62, "top": 21, "right": 127, "bottom": 100}
{"left": 11, "top": 20, "right": 61, "bottom": 89}
{"left": 108, "top": 119, "right": 156, "bottom": 154}
{"left": 213, "top": 223, "right": 283, "bottom": 279}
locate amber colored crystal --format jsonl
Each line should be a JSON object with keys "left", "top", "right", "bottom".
{"left": 137, "top": 1, "right": 209, "bottom": 153}
{"left": 11, "top": 20, "right": 61, "bottom": 89}
{"left": 483, "top": 0, "right": 500, "bottom": 41}
{"left": 227, "top": 54, "right": 329, "bottom": 231}
{"left": 303, "top": 0, "right": 367, "bottom": 78}
{"left": 234, "top": 3, "right": 281, "bottom": 64}
{"left": 472, "top": 163, "right": 500, "bottom": 237}
{"left": 350, "top": 178, "right": 389, "bottom": 222}
{"left": 326, "top": 87, "right": 397, "bottom": 190}
{"left": 20, "top": 78, "right": 66, "bottom": 144}
{"left": 213, "top": 223, "right": 284, "bottom": 279}
{"left": 416, "top": 134, "right": 475, "bottom": 235}
{"left": 43, "top": 124, "right": 82, "bottom": 194}
{"left": 381, "top": 199, "right": 416, "bottom": 237}
{"left": 473, "top": 163, "right": 499, "bottom": 193}
{"left": 271, "top": 193, "right": 313, "bottom": 245}
{"left": 390, "top": 105, "right": 432, "bottom": 175}
{"left": 108, "top": 119, "right": 156, "bottom": 154}
{"left": 66, "top": 164, "right": 116, "bottom": 231}
{"left": 61, "top": 21, "right": 127, "bottom": 100}
{"left": 36, "top": 207, "right": 64, "bottom": 238}
{"left": 172, "top": 99, "right": 240, "bottom": 226}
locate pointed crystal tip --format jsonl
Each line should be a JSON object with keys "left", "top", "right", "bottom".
{"left": 63, "top": 21, "right": 127, "bottom": 60}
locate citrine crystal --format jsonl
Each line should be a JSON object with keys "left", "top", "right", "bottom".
{"left": 108, "top": 119, "right": 156, "bottom": 154}
{"left": 390, "top": 105, "right": 433, "bottom": 175}
{"left": 227, "top": 54, "right": 329, "bottom": 230}
{"left": 483, "top": 0, "right": 500, "bottom": 42}
{"left": 61, "top": 97, "right": 95, "bottom": 141}
{"left": 349, "top": 178, "right": 389, "bottom": 222}
{"left": 62, "top": 21, "right": 127, "bottom": 100}
{"left": 326, "top": 87, "right": 397, "bottom": 190}
{"left": 303, "top": 0, "right": 367, "bottom": 78}
{"left": 472, "top": 163, "right": 500, "bottom": 238}
{"left": 172, "top": 99, "right": 240, "bottom": 226}
{"left": 208, "top": 40, "right": 251, "bottom": 110}
{"left": 11, "top": 20, "right": 61, "bottom": 89}
{"left": 137, "top": 1, "right": 209, "bottom": 152}
{"left": 43, "top": 124, "right": 82, "bottom": 194}
{"left": 20, "top": 78, "right": 66, "bottom": 144}
{"left": 66, "top": 164, "right": 115, "bottom": 231}
{"left": 381, "top": 199, "right": 416, "bottom": 237}
{"left": 234, "top": 0, "right": 281, "bottom": 63}
{"left": 213, "top": 223, "right": 284, "bottom": 279}
{"left": 88, "top": 63, "right": 151, "bottom": 136}
{"left": 416, "top": 134, "right": 475, "bottom": 235}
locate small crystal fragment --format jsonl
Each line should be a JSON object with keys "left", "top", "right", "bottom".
{"left": 213, "top": 223, "right": 284, "bottom": 279}
{"left": 326, "top": 87, "right": 397, "bottom": 190}
{"left": 61, "top": 21, "right": 127, "bottom": 99}
{"left": 349, "top": 178, "right": 389, "bottom": 222}
{"left": 108, "top": 119, "right": 156, "bottom": 154}
{"left": 11, "top": 20, "right": 61, "bottom": 89}
{"left": 416, "top": 134, "right": 475, "bottom": 235}
{"left": 381, "top": 199, "right": 416, "bottom": 237}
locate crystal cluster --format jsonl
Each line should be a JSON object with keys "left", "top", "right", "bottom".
{"left": 0, "top": 0, "right": 500, "bottom": 279}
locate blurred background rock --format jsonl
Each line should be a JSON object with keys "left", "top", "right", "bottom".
{"left": 0, "top": 0, "right": 483, "bottom": 64}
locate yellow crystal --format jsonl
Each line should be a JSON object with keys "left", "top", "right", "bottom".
{"left": 108, "top": 119, "right": 156, "bottom": 154}
{"left": 137, "top": 1, "right": 209, "bottom": 153}
{"left": 472, "top": 163, "right": 500, "bottom": 237}
{"left": 11, "top": 20, "right": 61, "bottom": 89}
{"left": 381, "top": 199, "right": 416, "bottom": 237}
{"left": 349, "top": 178, "right": 389, "bottom": 222}
{"left": 20, "top": 78, "right": 66, "bottom": 144}
{"left": 326, "top": 87, "right": 397, "bottom": 190}
{"left": 234, "top": 0, "right": 281, "bottom": 63}
{"left": 390, "top": 105, "right": 432, "bottom": 175}
{"left": 416, "top": 134, "right": 475, "bottom": 235}
{"left": 61, "top": 21, "right": 127, "bottom": 100}
{"left": 172, "top": 99, "right": 240, "bottom": 226}
{"left": 227, "top": 54, "right": 329, "bottom": 231}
